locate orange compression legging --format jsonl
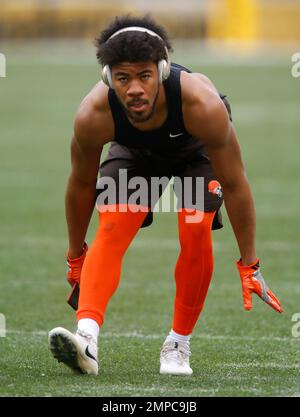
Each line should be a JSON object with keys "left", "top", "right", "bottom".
{"left": 172, "top": 209, "right": 215, "bottom": 335}
{"left": 77, "top": 205, "right": 215, "bottom": 336}
{"left": 76, "top": 204, "right": 149, "bottom": 325}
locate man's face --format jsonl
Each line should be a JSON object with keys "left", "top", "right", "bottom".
{"left": 111, "top": 61, "right": 160, "bottom": 123}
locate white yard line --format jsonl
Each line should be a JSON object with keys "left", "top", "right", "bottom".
{"left": 5, "top": 39, "right": 296, "bottom": 67}
{"left": 222, "top": 362, "right": 300, "bottom": 370}
{"left": 6, "top": 329, "right": 299, "bottom": 343}
{"left": 106, "top": 384, "right": 219, "bottom": 395}
{"left": 2, "top": 236, "right": 298, "bottom": 253}
{"left": 233, "top": 103, "right": 300, "bottom": 124}
{"left": 132, "top": 239, "right": 300, "bottom": 252}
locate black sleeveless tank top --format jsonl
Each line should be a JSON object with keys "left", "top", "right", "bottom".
{"left": 108, "top": 63, "right": 200, "bottom": 153}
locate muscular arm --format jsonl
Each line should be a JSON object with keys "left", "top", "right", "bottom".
{"left": 66, "top": 84, "right": 113, "bottom": 258}
{"left": 182, "top": 72, "right": 256, "bottom": 264}
{"left": 65, "top": 135, "right": 102, "bottom": 258}
{"left": 207, "top": 126, "right": 256, "bottom": 264}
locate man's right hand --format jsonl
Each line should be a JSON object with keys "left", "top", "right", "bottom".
{"left": 67, "top": 242, "right": 88, "bottom": 287}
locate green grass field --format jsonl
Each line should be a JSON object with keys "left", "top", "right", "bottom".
{"left": 0, "top": 41, "right": 299, "bottom": 397}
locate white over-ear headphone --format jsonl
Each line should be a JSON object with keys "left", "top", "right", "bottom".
{"left": 101, "top": 26, "right": 171, "bottom": 88}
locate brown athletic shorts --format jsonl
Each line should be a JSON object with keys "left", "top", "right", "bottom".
{"left": 97, "top": 141, "right": 223, "bottom": 230}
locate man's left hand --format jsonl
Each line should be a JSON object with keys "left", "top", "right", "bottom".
{"left": 236, "top": 258, "right": 283, "bottom": 313}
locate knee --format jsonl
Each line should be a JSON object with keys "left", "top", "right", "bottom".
{"left": 178, "top": 213, "right": 214, "bottom": 260}
{"left": 94, "top": 210, "right": 147, "bottom": 253}
{"left": 179, "top": 213, "right": 213, "bottom": 242}
{"left": 95, "top": 222, "right": 129, "bottom": 254}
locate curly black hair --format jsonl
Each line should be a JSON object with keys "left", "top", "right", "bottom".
{"left": 95, "top": 15, "right": 173, "bottom": 67}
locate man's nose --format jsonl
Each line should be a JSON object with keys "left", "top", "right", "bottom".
{"left": 127, "top": 79, "right": 144, "bottom": 96}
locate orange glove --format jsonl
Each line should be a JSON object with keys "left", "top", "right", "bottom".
{"left": 67, "top": 242, "right": 88, "bottom": 287}
{"left": 236, "top": 258, "right": 283, "bottom": 313}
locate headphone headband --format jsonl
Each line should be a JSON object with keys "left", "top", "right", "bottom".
{"left": 107, "top": 26, "right": 164, "bottom": 42}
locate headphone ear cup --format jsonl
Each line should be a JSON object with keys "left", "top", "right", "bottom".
{"left": 162, "top": 59, "right": 170, "bottom": 81}
{"left": 158, "top": 58, "right": 171, "bottom": 82}
{"left": 157, "top": 60, "right": 164, "bottom": 83}
{"left": 102, "top": 65, "right": 113, "bottom": 88}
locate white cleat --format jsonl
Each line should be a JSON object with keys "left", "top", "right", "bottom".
{"left": 48, "top": 327, "right": 98, "bottom": 375}
{"left": 160, "top": 340, "right": 193, "bottom": 376}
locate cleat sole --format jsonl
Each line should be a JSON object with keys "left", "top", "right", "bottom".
{"left": 49, "top": 332, "right": 84, "bottom": 374}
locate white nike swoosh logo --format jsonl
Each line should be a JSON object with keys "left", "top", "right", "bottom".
{"left": 85, "top": 346, "right": 98, "bottom": 363}
{"left": 169, "top": 132, "right": 184, "bottom": 138}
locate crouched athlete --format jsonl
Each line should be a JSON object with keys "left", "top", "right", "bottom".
{"left": 48, "top": 15, "right": 282, "bottom": 376}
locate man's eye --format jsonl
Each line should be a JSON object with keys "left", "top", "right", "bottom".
{"left": 118, "top": 77, "right": 128, "bottom": 83}
{"left": 141, "top": 74, "right": 150, "bottom": 80}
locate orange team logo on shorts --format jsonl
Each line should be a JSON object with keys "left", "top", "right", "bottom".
{"left": 208, "top": 180, "right": 223, "bottom": 198}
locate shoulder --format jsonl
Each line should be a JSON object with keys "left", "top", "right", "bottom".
{"left": 180, "top": 71, "right": 231, "bottom": 147}
{"left": 74, "top": 81, "right": 114, "bottom": 149}
{"left": 180, "top": 70, "right": 219, "bottom": 105}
